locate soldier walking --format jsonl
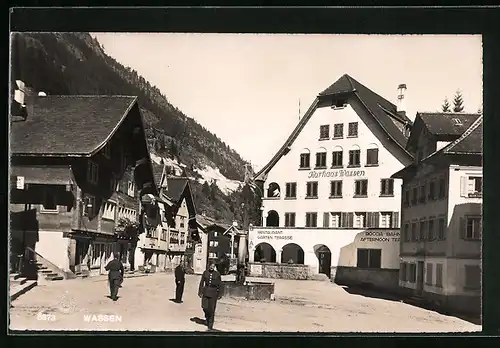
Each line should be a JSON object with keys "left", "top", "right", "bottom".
{"left": 174, "top": 261, "right": 186, "bottom": 303}
{"left": 198, "top": 262, "right": 222, "bottom": 330}
{"left": 105, "top": 252, "right": 124, "bottom": 301}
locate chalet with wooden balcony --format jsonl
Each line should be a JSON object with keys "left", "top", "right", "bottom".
{"left": 10, "top": 86, "right": 157, "bottom": 279}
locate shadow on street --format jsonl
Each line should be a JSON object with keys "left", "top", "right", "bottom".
{"left": 341, "top": 286, "right": 481, "bottom": 326}
{"left": 169, "top": 298, "right": 183, "bottom": 304}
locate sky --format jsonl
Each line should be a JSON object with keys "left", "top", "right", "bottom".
{"left": 91, "top": 33, "right": 482, "bottom": 171}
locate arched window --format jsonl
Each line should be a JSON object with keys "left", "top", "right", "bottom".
{"left": 281, "top": 243, "right": 304, "bottom": 264}
{"left": 315, "top": 147, "right": 327, "bottom": 168}
{"left": 299, "top": 148, "right": 311, "bottom": 169}
{"left": 348, "top": 145, "right": 361, "bottom": 167}
{"left": 254, "top": 243, "right": 277, "bottom": 263}
{"left": 266, "top": 210, "right": 280, "bottom": 227}
{"left": 332, "top": 145, "right": 343, "bottom": 168}
{"left": 267, "top": 182, "right": 281, "bottom": 198}
{"left": 366, "top": 143, "right": 379, "bottom": 166}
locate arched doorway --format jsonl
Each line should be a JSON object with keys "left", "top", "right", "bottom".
{"left": 254, "top": 242, "right": 276, "bottom": 263}
{"left": 281, "top": 243, "right": 304, "bottom": 264}
{"left": 266, "top": 210, "right": 280, "bottom": 227}
{"left": 314, "top": 244, "right": 332, "bottom": 278}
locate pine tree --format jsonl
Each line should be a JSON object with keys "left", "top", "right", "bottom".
{"left": 201, "top": 181, "right": 211, "bottom": 196}
{"left": 441, "top": 97, "right": 451, "bottom": 112}
{"left": 452, "top": 90, "right": 465, "bottom": 112}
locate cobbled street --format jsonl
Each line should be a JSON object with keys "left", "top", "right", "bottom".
{"left": 9, "top": 273, "right": 481, "bottom": 333}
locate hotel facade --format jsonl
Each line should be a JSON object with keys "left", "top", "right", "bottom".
{"left": 392, "top": 112, "right": 482, "bottom": 315}
{"left": 250, "top": 74, "right": 413, "bottom": 279}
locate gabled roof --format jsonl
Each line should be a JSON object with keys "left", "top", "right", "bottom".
{"left": 419, "top": 112, "right": 480, "bottom": 136}
{"left": 255, "top": 74, "right": 413, "bottom": 181}
{"left": 442, "top": 115, "right": 483, "bottom": 155}
{"left": 392, "top": 116, "right": 482, "bottom": 179}
{"left": 165, "top": 177, "right": 189, "bottom": 202}
{"left": 196, "top": 214, "right": 232, "bottom": 231}
{"left": 11, "top": 95, "right": 138, "bottom": 156}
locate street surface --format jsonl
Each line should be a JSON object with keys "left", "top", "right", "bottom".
{"left": 9, "top": 273, "right": 481, "bottom": 333}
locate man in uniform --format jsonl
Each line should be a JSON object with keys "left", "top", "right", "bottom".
{"left": 198, "top": 262, "right": 222, "bottom": 330}
{"left": 105, "top": 252, "right": 124, "bottom": 301}
{"left": 174, "top": 261, "right": 186, "bottom": 303}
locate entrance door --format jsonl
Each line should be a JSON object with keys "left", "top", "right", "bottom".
{"left": 416, "top": 261, "right": 425, "bottom": 295}
{"left": 318, "top": 252, "right": 332, "bottom": 279}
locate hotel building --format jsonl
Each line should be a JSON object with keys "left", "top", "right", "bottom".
{"left": 250, "top": 74, "right": 414, "bottom": 279}
{"left": 392, "top": 112, "right": 482, "bottom": 315}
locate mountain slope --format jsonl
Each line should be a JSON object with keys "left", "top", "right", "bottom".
{"left": 10, "top": 32, "right": 259, "bottom": 223}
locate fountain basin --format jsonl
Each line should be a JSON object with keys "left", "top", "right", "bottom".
{"left": 221, "top": 280, "right": 275, "bottom": 300}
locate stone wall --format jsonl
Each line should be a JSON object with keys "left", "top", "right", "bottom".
{"left": 334, "top": 266, "right": 400, "bottom": 293}
{"left": 221, "top": 280, "right": 275, "bottom": 300}
{"left": 249, "top": 262, "right": 312, "bottom": 280}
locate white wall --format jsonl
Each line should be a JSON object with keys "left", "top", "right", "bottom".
{"left": 36, "top": 230, "right": 71, "bottom": 271}
{"left": 338, "top": 229, "right": 400, "bottom": 269}
{"left": 262, "top": 104, "right": 406, "bottom": 227}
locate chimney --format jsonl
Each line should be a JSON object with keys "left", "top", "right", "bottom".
{"left": 396, "top": 83, "right": 407, "bottom": 114}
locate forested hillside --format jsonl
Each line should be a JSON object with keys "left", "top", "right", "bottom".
{"left": 10, "top": 32, "right": 262, "bottom": 224}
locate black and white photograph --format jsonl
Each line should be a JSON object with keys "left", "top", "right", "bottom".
{"left": 8, "top": 30, "right": 482, "bottom": 333}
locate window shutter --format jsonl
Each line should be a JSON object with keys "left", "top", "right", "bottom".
{"left": 347, "top": 212, "right": 354, "bottom": 228}
{"left": 459, "top": 217, "right": 466, "bottom": 239}
{"left": 460, "top": 176, "right": 468, "bottom": 197}
{"left": 341, "top": 212, "right": 348, "bottom": 228}
{"left": 323, "top": 212, "right": 330, "bottom": 228}
{"left": 366, "top": 212, "right": 373, "bottom": 228}
{"left": 392, "top": 212, "right": 399, "bottom": 228}
{"left": 374, "top": 212, "right": 380, "bottom": 228}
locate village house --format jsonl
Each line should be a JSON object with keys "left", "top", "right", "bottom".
{"left": 250, "top": 74, "right": 413, "bottom": 282}
{"left": 392, "top": 112, "right": 482, "bottom": 315}
{"left": 134, "top": 162, "right": 198, "bottom": 272}
{"left": 9, "top": 81, "right": 157, "bottom": 281}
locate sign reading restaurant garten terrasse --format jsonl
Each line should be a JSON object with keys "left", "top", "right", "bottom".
{"left": 308, "top": 169, "right": 365, "bottom": 179}
{"left": 256, "top": 230, "right": 293, "bottom": 241}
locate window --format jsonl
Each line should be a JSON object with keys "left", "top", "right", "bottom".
{"left": 41, "top": 188, "right": 58, "bottom": 212}
{"left": 306, "top": 182, "right": 318, "bottom": 198}
{"left": 426, "top": 263, "right": 434, "bottom": 285}
{"left": 380, "top": 212, "right": 393, "bottom": 228}
{"left": 87, "top": 161, "right": 99, "bottom": 185}
{"left": 428, "top": 219, "right": 436, "bottom": 241}
{"left": 285, "top": 183, "right": 297, "bottom": 199}
{"left": 411, "top": 222, "right": 417, "bottom": 241}
{"left": 180, "top": 216, "right": 185, "bottom": 229}
{"left": 300, "top": 153, "right": 310, "bottom": 169}
{"left": 319, "top": 125, "right": 330, "bottom": 140}
{"left": 127, "top": 181, "right": 135, "bottom": 197}
{"left": 348, "top": 122, "right": 358, "bottom": 137}
{"left": 103, "top": 143, "right": 111, "bottom": 158}
{"left": 437, "top": 217, "right": 446, "bottom": 240}
{"left": 110, "top": 176, "right": 119, "bottom": 192}
{"left": 366, "top": 148, "right": 379, "bottom": 166}
{"left": 403, "top": 223, "right": 410, "bottom": 242}
{"left": 428, "top": 181, "right": 436, "bottom": 201}
{"left": 102, "top": 201, "right": 116, "bottom": 220}
{"left": 284, "top": 213, "right": 296, "bottom": 227}
{"left": 403, "top": 189, "right": 410, "bottom": 207}
{"left": 354, "top": 212, "right": 367, "bottom": 228}
{"left": 419, "top": 184, "right": 426, "bottom": 204}
{"left": 349, "top": 149, "right": 361, "bottom": 167}
{"left": 400, "top": 262, "right": 407, "bottom": 281}
{"left": 411, "top": 187, "right": 418, "bottom": 205}
{"left": 333, "top": 123, "right": 343, "bottom": 138}
{"left": 305, "top": 212, "right": 317, "bottom": 228}
{"left": 84, "top": 195, "right": 98, "bottom": 218}
{"left": 464, "top": 216, "right": 481, "bottom": 240}
{"left": 315, "top": 151, "right": 327, "bottom": 168}
{"left": 380, "top": 179, "right": 394, "bottom": 196}
{"left": 330, "top": 212, "right": 342, "bottom": 228}
{"left": 461, "top": 176, "right": 483, "bottom": 198}
{"left": 438, "top": 177, "right": 446, "bottom": 199}
{"left": 330, "top": 180, "right": 342, "bottom": 198}
{"left": 464, "top": 265, "right": 481, "bottom": 290}
{"left": 419, "top": 220, "right": 427, "bottom": 240}
{"left": 180, "top": 233, "right": 185, "bottom": 245}
{"left": 357, "top": 248, "right": 381, "bottom": 268}
{"left": 435, "top": 264, "right": 443, "bottom": 287}
{"left": 354, "top": 180, "right": 368, "bottom": 197}
{"left": 160, "top": 228, "right": 167, "bottom": 241}
{"left": 331, "top": 151, "right": 343, "bottom": 167}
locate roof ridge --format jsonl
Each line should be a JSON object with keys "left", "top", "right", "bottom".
{"left": 443, "top": 115, "right": 483, "bottom": 154}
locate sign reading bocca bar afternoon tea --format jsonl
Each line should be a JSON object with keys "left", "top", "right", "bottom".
{"left": 255, "top": 230, "right": 293, "bottom": 241}
{"left": 308, "top": 169, "right": 366, "bottom": 179}
{"left": 359, "top": 231, "right": 400, "bottom": 243}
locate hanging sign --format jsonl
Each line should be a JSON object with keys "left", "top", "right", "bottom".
{"left": 16, "top": 176, "right": 25, "bottom": 190}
